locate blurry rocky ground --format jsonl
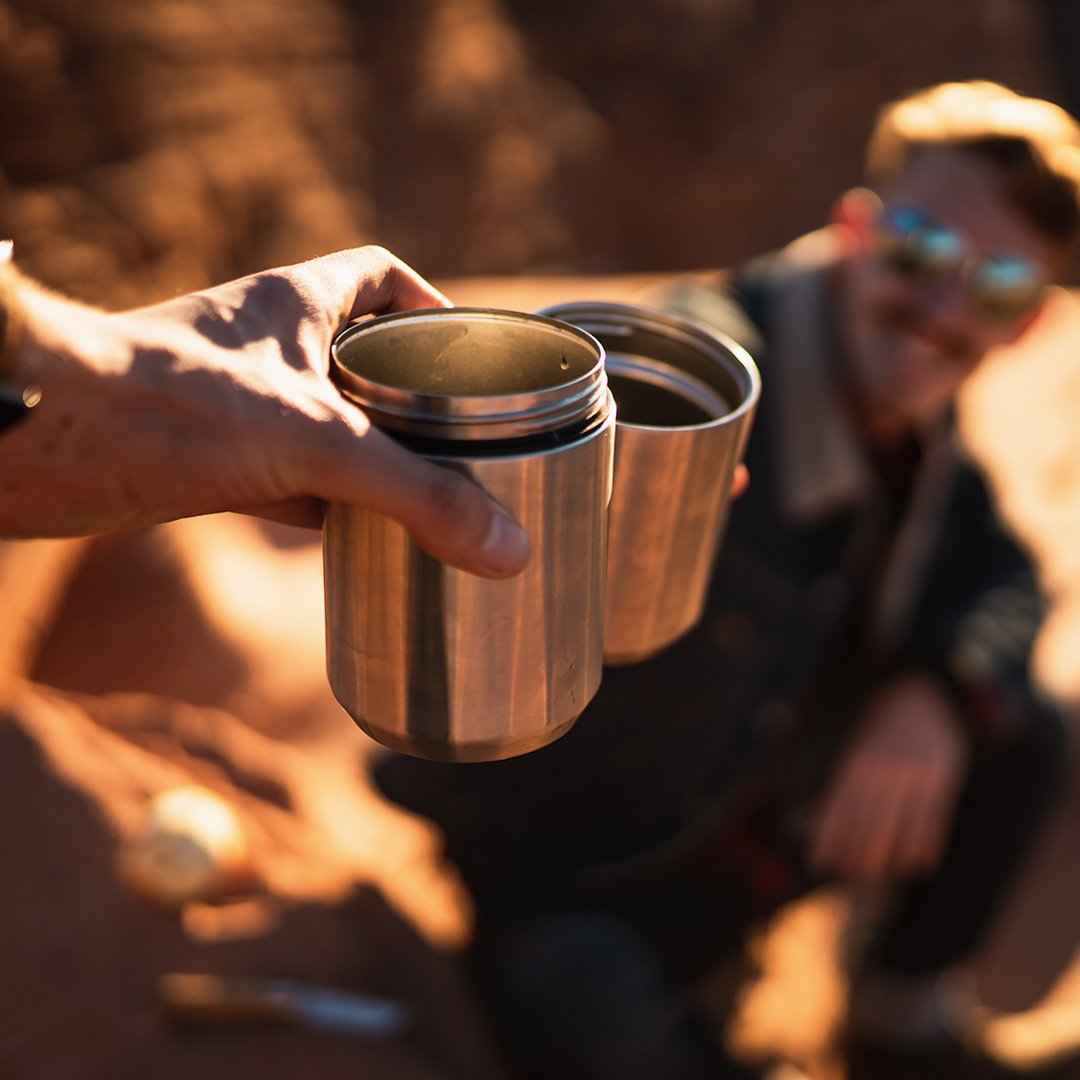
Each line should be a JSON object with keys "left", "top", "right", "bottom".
{"left": 0, "top": 0, "right": 1063, "bottom": 298}
{"left": 6, "top": 0, "right": 1080, "bottom": 1077}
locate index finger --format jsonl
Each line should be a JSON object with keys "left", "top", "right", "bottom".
{"left": 294, "top": 245, "right": 452, "bottom": 328}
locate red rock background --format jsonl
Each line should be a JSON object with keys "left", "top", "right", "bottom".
{"left": 6, "top": 1, "right": 1080, "bottom": 1077}
{"left": 0, "top": 0, "right": 1066, "bottom": 299}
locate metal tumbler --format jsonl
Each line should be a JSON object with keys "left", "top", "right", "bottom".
{"left": 324, "top": 308, "right": 614, "bottom": 762}
{"left": 541, "top": 301, "right": 760, "bottom": 665}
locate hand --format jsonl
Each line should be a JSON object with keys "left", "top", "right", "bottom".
{"left": 809, "top": 674, "right": 969, "bottom": 886}
{"left": 1, "top": 246, "right": 529, "bottom": 578}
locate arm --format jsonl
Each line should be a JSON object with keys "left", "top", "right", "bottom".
{"left": 0, "top": 246, "right": 529, "bottom": 578}
{"left": 903, "top": 455, "right": 1051, "bottom": 738}
{"left": 811, "top": 457, "right": 1052, "bottom": 885}
{"left": 809, "top": 673, "right": 968, "bottom": 885}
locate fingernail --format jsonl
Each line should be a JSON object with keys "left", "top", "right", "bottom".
{"left": 479, "top": 513, "right": 530, "bottom": 576}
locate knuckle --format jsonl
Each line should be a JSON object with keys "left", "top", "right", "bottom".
{"left": 359, "top": 244, "right": 396, "bottom": 267}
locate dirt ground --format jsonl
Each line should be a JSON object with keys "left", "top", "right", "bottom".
{"left": 6, "top": 1, "right": 1080, "bottom": 1075}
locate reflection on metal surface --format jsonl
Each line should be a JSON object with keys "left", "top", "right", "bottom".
{"left": 326, "top": 309, "right": 613, "bottom": 761}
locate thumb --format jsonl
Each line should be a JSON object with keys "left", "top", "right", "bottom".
{"left": 317, "top": 419, "right": 531, "bottom": 578}
{"left": 393, "top": 455, "right": 532, "bottom": 578}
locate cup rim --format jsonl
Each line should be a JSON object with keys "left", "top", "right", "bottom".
{"left": 331, "top": 307, "right": 608, "bottom": 440}
{"left": 537, "top": 300, "right": 761, "bottom": 432}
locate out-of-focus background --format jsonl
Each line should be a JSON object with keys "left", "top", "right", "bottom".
{"left": 4, "top": 0, "right": 1077, "bottom": 297}
{"left": 6, "top": 1, "right": 1080, "bottom": 1077}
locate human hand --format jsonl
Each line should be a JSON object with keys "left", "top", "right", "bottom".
{"left": 808, "top": 674, "right": 969, "bottom": 886}
{"left": 1, "top": 246, "right": 530, "bottom": 577}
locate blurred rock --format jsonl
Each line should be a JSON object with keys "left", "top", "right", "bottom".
{"left": 0, "top": 0, "right": 1060, "bottom": 300}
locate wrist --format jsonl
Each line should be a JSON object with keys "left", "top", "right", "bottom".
{"left": 1, "top": 255, "right": 137, "bottom": 449}
{"left": 902, "top": 663, "right": 990, "bottom": 738}
{"left": 0, "top": 249, "right": 38, "bottom": 435}
{"left": 0, "top": 248, "right": 26, "bottom": 382}
{"left": 12, "top": 272, "right": 130, "bottom": 386}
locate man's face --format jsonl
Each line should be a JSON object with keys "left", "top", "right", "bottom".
{"left": 840, "top": 147, "right": 1063, "bottom": 430}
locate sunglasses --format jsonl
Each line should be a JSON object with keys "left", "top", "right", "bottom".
{"left": 874, "top": 206, "right": 1049, "bottom": 322}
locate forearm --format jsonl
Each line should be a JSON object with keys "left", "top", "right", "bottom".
{"left": 0, "top": 254, "right": 33, "bottom": 433}
{"left": 11, "top": 274, "right": 129, "bottom": 386}
{"left": 0, "top": 271, "right": 169, "bottom": 536}
{"left": 906, "top": 461, "right": 1051, "bottom": 738}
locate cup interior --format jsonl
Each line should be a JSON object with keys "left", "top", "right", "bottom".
{"left": 537, "top": 302, "right": 759, "bottom": 432}
{"left": 334, "top": 309, "right": 600, "bottom": 397}
{"left": 606, "top": 358, "right": 729, "bottom": 427}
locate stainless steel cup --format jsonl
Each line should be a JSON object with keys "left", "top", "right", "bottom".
{"left": 540, "top": 301, "right": 760, "bottom": 665}
{"left": 325, "top": 308, "right": 614, "bottom": 762}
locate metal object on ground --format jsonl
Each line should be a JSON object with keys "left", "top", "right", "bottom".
{"left": 119, "top": 786, "right": 253, "bottom": 908}
{"left": 541, "top": 301, "right": 760, "bottom": 664}
{"left": 325, "top": 308, "right": 614, "bottom": 761}
{"left": 160, "top": 973, "right": 412, "bottom": 1038}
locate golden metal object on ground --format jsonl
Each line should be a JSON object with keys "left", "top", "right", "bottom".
{"left": 119, "top": 785, "right": 253, "bottom": 907}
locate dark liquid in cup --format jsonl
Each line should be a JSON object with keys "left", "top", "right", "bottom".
{"left": 608, "top": 372, "right": 727, "bottom": 427}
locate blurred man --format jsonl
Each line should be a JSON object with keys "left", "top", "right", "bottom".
{"left": 378, "top": 81, "right": 1080, "bottom": 1079}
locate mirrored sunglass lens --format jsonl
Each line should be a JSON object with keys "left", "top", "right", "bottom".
{"left": 880, "top": 209, "right": 964, "bottom": 274}
{"left": 887, "top": 208, "right": 930, "bottom": 233}
{"left": 917, "top": 227, "right": 965, "bottom": 268}
{"left": 972, "top": 256, "right": 1044, "bottom": 318}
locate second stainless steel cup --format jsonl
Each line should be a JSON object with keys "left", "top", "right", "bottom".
{"left": 541, "top": 301, "right": 760, "bottom": 665}
{"left": 325, "top": 308, "right": 614, "bottom": 762}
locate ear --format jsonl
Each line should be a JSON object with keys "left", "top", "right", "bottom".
{"left": 831, "top": 187, "right": 881, "bottom": 253}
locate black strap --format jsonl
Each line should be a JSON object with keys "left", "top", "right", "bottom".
{"left": 0, "top": 384, "right": 32, "bottom": 436}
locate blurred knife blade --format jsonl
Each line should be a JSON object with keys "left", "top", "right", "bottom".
{"left": 160, "top": 973, "right": 412, "bottom": 1038}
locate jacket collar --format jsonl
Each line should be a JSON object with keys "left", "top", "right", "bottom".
{"left": 765, "top": 228, "right": 876, "bottom": 521}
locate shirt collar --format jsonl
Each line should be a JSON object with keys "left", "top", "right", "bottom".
{"left": 765, "top": 227, "right": 876, "bottom": 521}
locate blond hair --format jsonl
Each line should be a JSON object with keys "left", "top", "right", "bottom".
{"left": 866, "top": 80, "right": 1080, "bottom": 242}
